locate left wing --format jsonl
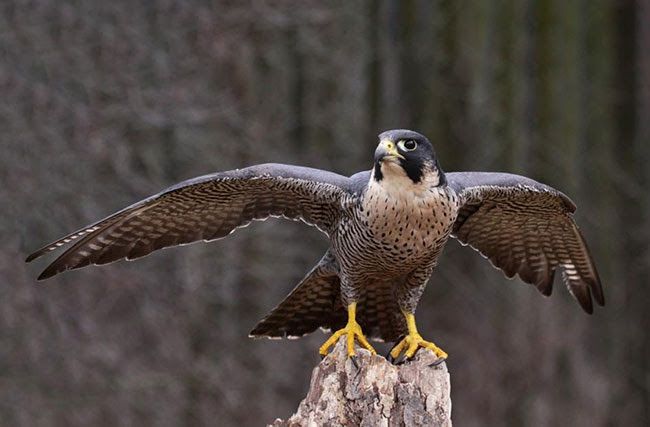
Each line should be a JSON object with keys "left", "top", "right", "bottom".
{"left": 447, "top": 172, "right": 604, "bottom": 313}
{"left": 27, "top": 163, "right": 351, "bottom": 280}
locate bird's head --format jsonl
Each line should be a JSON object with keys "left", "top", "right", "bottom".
{"left": 372, "top": 129, "right": 445, "bottom": 187}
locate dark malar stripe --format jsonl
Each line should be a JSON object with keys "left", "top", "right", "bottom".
{"left": 373, "top": 162, "right": 383, "bottom": 182}
{"left": 399, "top": 157, "right": 424, "bottom": 183}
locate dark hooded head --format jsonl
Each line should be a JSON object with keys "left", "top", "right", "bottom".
{"left": 373, "top": 129, "right": 445, "bottom": 186}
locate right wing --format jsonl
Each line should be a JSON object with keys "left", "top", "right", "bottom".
{"left": 447, "top": 172, "right": 604, "bottom": 313}
{"left": 26, "top": 163, "right": 352, "bottom": 280}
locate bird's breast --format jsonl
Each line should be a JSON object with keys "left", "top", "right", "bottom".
{"left": 359, "top": 184, "right": 459, "bottom": 264}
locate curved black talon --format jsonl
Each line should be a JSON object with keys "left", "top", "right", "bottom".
{"left": 350, "top": 355, "right": 359, "bottom": 369}
{"left": 387, "top": 336, "right": 406, "bottom": 365}
{"left": 398, "top": 349, "right": 419, "bottom": 365}
{"left": 428, "top": 357, "right": 446, "bottom": 367}
{"left": 394, "top": 356, "right": 407, "bottom": 365}
{"left": 387, "top": 352, "right": 407, "bottom": 365}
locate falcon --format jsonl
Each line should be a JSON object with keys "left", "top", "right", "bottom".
{"left": 26, "top": 129, "right": 604, "bottom": 362}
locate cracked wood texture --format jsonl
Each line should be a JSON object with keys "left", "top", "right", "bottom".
{"left": 269, "top": 338, "right": 451, "bottom": 427}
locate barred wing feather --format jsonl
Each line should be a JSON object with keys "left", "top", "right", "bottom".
{"left": 447, "top": 172, "right": 604, "bottom": 313}
{"left": 26, "top": 164, "right": 350, "bottom": 280}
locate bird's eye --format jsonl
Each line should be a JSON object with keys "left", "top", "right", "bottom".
{"left": 399, "top": 140, "right": 417, "bottom": 151}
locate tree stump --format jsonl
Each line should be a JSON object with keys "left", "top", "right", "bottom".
{"left": 269, "top": 338, "right": 452, "bottom": 426}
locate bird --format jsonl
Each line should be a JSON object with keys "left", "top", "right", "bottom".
{"left": 26, "top": 129, "right": 604, "bottom": 362}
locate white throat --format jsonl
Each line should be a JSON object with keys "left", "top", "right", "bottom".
{"left": 369, "top": 161, "right": 441, "bottom": 199}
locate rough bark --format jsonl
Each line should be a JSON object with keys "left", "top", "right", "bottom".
{"left": 269, "top": 338, "right": 452, "bottom": 426}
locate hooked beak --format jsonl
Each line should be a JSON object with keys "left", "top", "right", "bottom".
{"left": 374, "top": 139, "right": 405, "bottom": 163}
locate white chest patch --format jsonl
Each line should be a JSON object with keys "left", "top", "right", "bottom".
{"left": 361, "top": 166, "right": 458, "bottom": 257}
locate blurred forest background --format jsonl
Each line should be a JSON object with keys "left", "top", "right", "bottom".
{"left": 2, "top": 0, "right": 649, "bottom": 426}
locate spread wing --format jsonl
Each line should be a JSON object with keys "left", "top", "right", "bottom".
{"left": 27, "top": 163, "right": 352, "bottom": 280}
{"left": 447, "top": 172, "right": 604, "bottom": 313}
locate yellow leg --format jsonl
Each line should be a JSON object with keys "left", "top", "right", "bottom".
{"left": 319, "top": 302, "right": 377, "bottom": 357}
{"left": 390, "top": 312, "right": 448, "bottom": 360}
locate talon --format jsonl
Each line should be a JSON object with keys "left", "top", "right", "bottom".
{"left": 389, "top": 311, "right": 448, "bottom": 362}
{"left": 422, "top": 341, "right": 448, "bottom": 360}
{"left": 350, "top": 355, "right": 359, "bottom": 369}
{"left": 391, "top": 332, "right": 447, "bottom": 361}
{"left": 318, "top": 302, "right": 376, "bottom": 357}
{"left": 387, "top": 351, "right": 404, "bottom": 365}
{"left": 428, "top": 357, "right": 446, "bottom": 367}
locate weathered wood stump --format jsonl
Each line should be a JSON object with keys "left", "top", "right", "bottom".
{"left": 270, "top": 338, "right": 452, "bottom": 426}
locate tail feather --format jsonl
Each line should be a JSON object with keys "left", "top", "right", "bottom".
{"left": 250, "top": 250, "right": 407, "bottom": 342}
{"left": 250, "top": 252, "right": 346, "bottom": 338}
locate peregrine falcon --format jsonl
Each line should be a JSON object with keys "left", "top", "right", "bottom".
{"left": 26, "top": 129, "right": 604, "bottom": 361}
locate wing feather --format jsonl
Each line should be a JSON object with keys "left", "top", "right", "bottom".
{"left": 447, "top": 172, "right": 604, "bottom": 313}
{"left": 27, "top": 163, "right": 351, "bottom": 280}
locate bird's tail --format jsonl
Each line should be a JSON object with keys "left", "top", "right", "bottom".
{"left": 249, "top": 251, "right": 346, "bottom": 339}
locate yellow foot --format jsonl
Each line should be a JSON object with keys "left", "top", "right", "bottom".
{"left": 390, "top": 312, "right": 447, "bottom": 361}
{"left": 389, "top": 333, "right": 448, "bottom": 360}
{"left": 318, "top": 320, "right": 376, "bottom": 357}
{"left": 319, "top": 302, "right": 376, "bottom": 357}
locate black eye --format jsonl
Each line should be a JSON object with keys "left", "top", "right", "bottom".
{"left": 399, "top": 139, "right": 417, "bottom": 151}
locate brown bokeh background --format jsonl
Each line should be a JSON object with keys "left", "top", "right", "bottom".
{"left": 3, "top": 1, "right": 649, "bottom": 426}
